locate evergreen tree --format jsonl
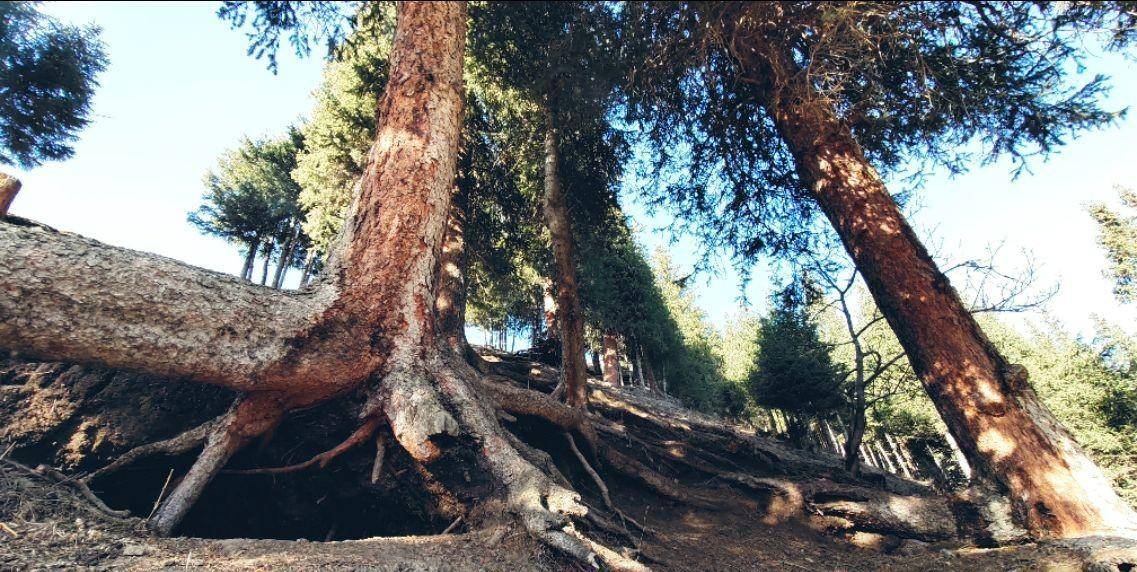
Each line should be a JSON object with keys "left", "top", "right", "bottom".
{"left": 749, "top": 284, "right": 845, "bottom": 446}
{"left": 0, "top": 1, "right": 107, "bottom": 167}
{"left": 621, "top": 1, "right": 1137, "bottom": 534}
{"left": 189, "top": 131, "right": 306, "bottom": 284}
{"left": 1089, "top": 186, "right": 1137, "bottom": 304}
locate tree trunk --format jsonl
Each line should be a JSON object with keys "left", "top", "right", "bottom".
{"left": 240, "top": 238, "right": 259, "bottom": 281}
{"left": 299, "top": 252, "right": 317, "bottom": 286}
{"left": 602, "top": 330, "right": 621, "bottom": 387}
{"left": 590, "top": 349, "right": 601, "bottom": 375}
{"left": 822, "top": 419, "right": 842, "bottom": 456}
{"left": 542, "top": 282, "right": 557, "bottom": 336}
{"left": 272, "top": 222, "right": 301, "bottom": 289}
{"left": 642, "top": 352, "right": 659, "bottom": 393}
{"left": 542, "top": 107, "right": 588, "bottom": 408}
{"left": 632, "top": 339, "right": 646, "bottom": 389}
{"left": 844, "top": 403, "right": 867, "bottom": 477}
{"left": 874, "top": 440, "right": 898, "bottom": 475}
{"left": 757, "top": 43, "right": 1137, "bottom": 537}
{"left": 944, "top": 429, "right": 973, "bottom": 481}
{"left": 259, "top": 243, "right": 272, "bottom": 285}
{"left": 0, "top": 172, "right": 21, "bottom": 217}
{"left": 436, "top": 200, "right": 468, "bottom": 355}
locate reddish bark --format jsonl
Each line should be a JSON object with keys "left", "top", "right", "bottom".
{"left": 751, "top": 41, "right": 1137, "bottom": 537}
{"left": 436, "top": 190, "right": 469, "bottom": 354}
{"left": 602, "top": 331, "right": 622, "bottom": 386}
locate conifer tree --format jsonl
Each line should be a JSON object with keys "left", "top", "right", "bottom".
{"left": 0, "top": 2, "right": 107, "bottom": 168}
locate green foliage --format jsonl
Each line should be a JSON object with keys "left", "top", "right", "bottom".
{"left": 719, "top": 309, "right": 761, "bottom": 384}
{"left": 748, "top": 287, "right": 846, "bottom": 415}
{"left": 0, "top": 1, "right": 107, "bottom": 167}
{"left": 217, "top": 1, "right": 363, "bottom": 73}
{"left": 1089, "top": 186, "right": 1137, "bottom": 304}
{"left": 620, "top": 2, "right": 1137, "bottom": 263}
{"left": 292, "top": 7, "right": 393, "bottom": 253}
{"left": 646, "top": 249, "right": 730, "bottom": 412}
{"left": 189, "top": 130, "right": 307, "bottom": 267}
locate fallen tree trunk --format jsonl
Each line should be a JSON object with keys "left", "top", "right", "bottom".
{"left": 0, "top": 4, "right": 629, "bottom": 566}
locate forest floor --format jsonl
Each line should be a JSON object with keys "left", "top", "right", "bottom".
{"left": 1, "top": 351, "right": 1131, "bottom": 571}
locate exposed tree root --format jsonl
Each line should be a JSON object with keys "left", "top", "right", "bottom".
{"left": 84, "top": 414, "right": 224, "bottom": 482}
{"left": 30, "top": 346, "right": 965, "bottom": 569}
{"left": 149, "top": 394, "right": 284, "bottom": 535}
{"left": 227, "top": 416, "right": 383, "bottom": 475}
{"left": 0, "top": 460, "right": 134, "bottom": 520}
{"left": 371, "top": 433, "right": 388, "bottom": 484}
{"left": 566, "top": 432, "right": 614, "bottom": 511}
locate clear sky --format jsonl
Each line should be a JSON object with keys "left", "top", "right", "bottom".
{"left": 10, "top": 2, "right": 1137, "bottom": 340}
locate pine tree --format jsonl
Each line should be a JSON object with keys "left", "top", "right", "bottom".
{"left": 621, "top": 1, "right": 1137, "bottom": 536}
{"left": 0, "top": 2, "right": 107, "bottom": 168}
{"left": 1089, "top": 186, "right": 1137, "bottom": 304}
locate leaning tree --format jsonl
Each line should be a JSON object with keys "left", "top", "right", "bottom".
{"left": 0, "top": 3, "right": 651, "bottom": 567}
{"left": 622, "top": 1, "right": 1137, "bottom": 537}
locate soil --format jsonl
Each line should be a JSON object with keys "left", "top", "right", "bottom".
{"left": 3, "top": 352, "right": 1136, "bottom": 571}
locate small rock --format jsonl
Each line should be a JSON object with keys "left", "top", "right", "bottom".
{"left": 121, "top": 544, "right": 147, "bottom": 557}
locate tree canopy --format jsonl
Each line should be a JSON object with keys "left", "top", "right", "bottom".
{"left": 619, "top": 2, "right": 1137, "bottom": 262}
{"left": 0, "top": 1, "right": 107, "bottom": 168}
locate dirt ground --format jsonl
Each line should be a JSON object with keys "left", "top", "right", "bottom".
{"left": 4, "top": 356, "right": 1137, "bottom": 571}
{"left": 5, "top": 445, "right": 1133, "bottom": 572}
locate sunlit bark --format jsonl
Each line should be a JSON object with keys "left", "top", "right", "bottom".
{"left": 755, "top": 42, "right": 1137, "bottom": 537}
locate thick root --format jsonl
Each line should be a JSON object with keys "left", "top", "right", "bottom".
{"left": 149, "top": 394, "right": 284, "bottom": 535}
{"left": 378, "top": 354, "right": 592, "bottom": 559}
{"left": 566, "top": 432, "right": 614, "bottom": 511}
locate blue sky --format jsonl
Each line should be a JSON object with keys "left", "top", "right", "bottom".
{"left": 10, "top": 2, "right": 1137, "bottom": 340}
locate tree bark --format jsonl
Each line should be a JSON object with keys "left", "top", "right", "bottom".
{"left": 240, "top": 237, "right": 259, "bottom": 281}
{"left": 258, "top": 242, "right": 273, "bottom": 285}
{"left": 1, "top": 7, "right": 615, "bottom": 560}
{"left": 756, "top": 43, "right": 1137, "bottom": 536}
{"left": 631, "top": 339, "right": 646, "bottom": 388}
{"left": 642, "top": 352, "right": 658, "bottom": 393}
{"left": 602, "top": 330, "right": 621, "bottom": 387}
{"left": 542, "top": 107, "right": 588, "bottom": 408}
{"left": 435, "top": 191, "right": 468, "bottom": 355}
{"left": 272, "top": 222, "right": 301, "bottom": 289}
{"left": 844, "top": 399, "right": 867, "bottom": 476}
{"left": 0, "top": 172, "right": 21, "bottom": 217}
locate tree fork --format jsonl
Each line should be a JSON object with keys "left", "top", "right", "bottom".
{"left": 0, "top": 5, "right": 621, "bottom": 563}
{"left": 150, "top": 393, "right": 285, "bottom": 535}
{"left": 754, "top": 41, "right": 1137, "bottom": 537}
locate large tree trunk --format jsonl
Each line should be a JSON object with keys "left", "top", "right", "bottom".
{"left": 756, "top": 43, "right": 1137, "bottom": 537}
{"left": 436, "top": 190, "right": 468, "bottom": 355}
{"left": 0, "top": 6, "right": 626, "bottom": 564}
{"left": 602, "top": 330, "right": 622, "bottom": 387}
{"left": 541, "top": 107, "right": 588, "bottom": 409}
